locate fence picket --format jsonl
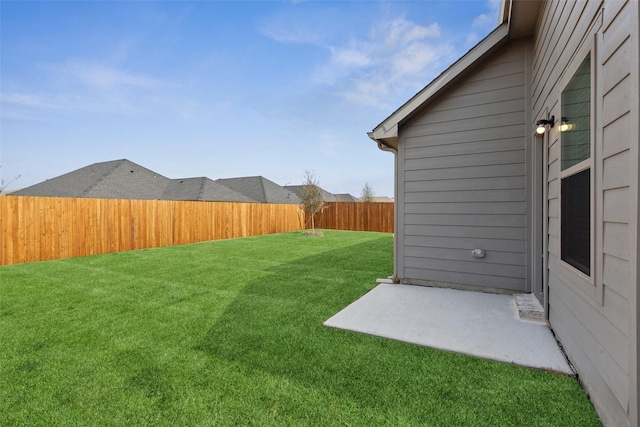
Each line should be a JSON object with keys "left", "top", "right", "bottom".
{"left": 310, "top": 202, "right": 394, "bottom": 233}
{"left": 1, "top": 196, "right": 393, "bottom": 266}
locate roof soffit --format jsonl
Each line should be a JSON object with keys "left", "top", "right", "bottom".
{"left": 509, "top": 0, "right": 542, "bottom": 39}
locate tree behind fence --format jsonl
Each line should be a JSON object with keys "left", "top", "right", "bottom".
{"left": 307, "top": 202, "right": 394, "bottom": 233}
{"left": 1, "top": 197, "right": 394, "bottom": 266}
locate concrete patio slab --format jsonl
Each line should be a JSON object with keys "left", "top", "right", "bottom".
{"left": 324, "top": 283, "right": 574, "bottom": 375}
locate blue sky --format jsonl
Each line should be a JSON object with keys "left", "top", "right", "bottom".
{"left": 1, "top": 0, "right": 500, "bottom": 197}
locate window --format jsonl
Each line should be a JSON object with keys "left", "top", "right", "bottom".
{"left": 560, "top": 54, "right": 592, "bottom": 276}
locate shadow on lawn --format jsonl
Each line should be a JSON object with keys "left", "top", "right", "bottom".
{"left": 194, "top": 237, "right": 432, "bottom": 409}
{"left": 192, "top": 235, "right": 601, "bottom": 426}
{"left": 192, "top": 236, "right": 549, "bottom": 424}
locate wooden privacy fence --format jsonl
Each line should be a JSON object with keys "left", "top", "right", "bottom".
{"left": 1, "top": 196, "right": 303, "bottom": 266}
{"left": 309, "top": 202, "right": 394, "bottom": 233}
{"left": 1, "top": 197, "right": 394, "bottom": 266}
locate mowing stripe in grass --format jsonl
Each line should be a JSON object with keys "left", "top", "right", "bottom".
{"left": 1, "top": 231, "right": 600, "bottom": 426}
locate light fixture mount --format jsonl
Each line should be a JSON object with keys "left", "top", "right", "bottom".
{"left": 535, "top": 115, "right": 555, "bottom": 134}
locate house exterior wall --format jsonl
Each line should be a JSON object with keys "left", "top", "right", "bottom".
{"left": 396, "top": 39, "right": 530, "bottom": 292}
{"left": 533, "top": 0, "right": 638, "bottom": 425}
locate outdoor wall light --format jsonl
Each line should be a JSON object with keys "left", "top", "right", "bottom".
{"left": 535, "top": 115, "right": 555, "bottom": 134}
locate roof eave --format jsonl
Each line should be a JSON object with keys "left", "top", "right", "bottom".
{"left": 369, "top": 22, "right": 510, "bottom": 149}
{"left": 500, "top": 0, "right": 512, "bottom": 26}
{"left": 367, "top": 124, "right": 399, "bottom": 151}
{"left": 368, "top": 0, "right": 543, "bottom": 152}
{"left": 502, "top": 0, "right": 542, "bottom": 37}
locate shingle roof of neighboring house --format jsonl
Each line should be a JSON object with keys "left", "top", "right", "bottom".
{"left": 14, "top": 159, "right": 352, "bottom": 205}
{"left": 283, "top": 185, "right": 337, "bottom": 202}
{"left": 161, "top": 177, "right": 256, "bottom": 202}
{"left": 13, "top": 159, "right": 171, "bottom": 200}
{"left": 334, "top": 193, "right": 360, "bottom": 202}
{"left": 216, "top": 176, "right": 301, "bottom": 204}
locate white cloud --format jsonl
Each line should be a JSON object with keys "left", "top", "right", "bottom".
{"left": 264, "top": 7, "right": 497, "bottom": 111}
{"left": 472, "top": 13, "right": 496, "bottom": 30}
{"left": 2, "top": 92, "right": 95, "bottom": 111}
{"left": 313, "top": 41, "right": 373, "bottom": 85}
{"left": 464, "top": 1, "right": 501, "bottom": 49}
{"left": 2, "top": 93, "right": 50, "bottom": 108}
{"left": 386, "top": 19, "right": 440, "bottom": 45}
{"left": 258, "top": 11, "right": 327, "bottom": 45}
{"left": 1, "top": 60, "right": 172, "bottom": 118}
{"left": 261, "top": 24, "right": 322, "bottom": 45}
{"left": 488, "top": 0, "right": 502, "bottom": 13}
{"left": 260, "top": 7, "right": 454, "bottom": 109}
{"left": 472, "top": 0, "right": 501, "bottom": 31}
{"left": 339, "top": 75, "right": 390, "bottom": 108}
{"left": 325, "top": 17, "right": 454, "bottom": 109}
{"left": 332, "top": 47, "right": 372, "bottom": 68}
{"left": 392, "top": 43, "right": 445, "bottom": 77}
{"left": 1, "top": 90, "right": 145, "bottom": 116}
{"left": 52, "top": 60, "right": 165, "bottom": 91}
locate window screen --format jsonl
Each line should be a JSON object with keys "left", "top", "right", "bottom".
{"left": 561, "top": 54, "right": 591, "bottom": 171}
{"left": 561, "top": 169, "right": 590, "bottom": 275}
{"left": 560, "top": 53, "right": 591, "bottom": 276}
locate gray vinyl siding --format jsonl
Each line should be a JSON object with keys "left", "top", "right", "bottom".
{"left": 398, "top": 40, "right": 528, "bottom": 291}
{"left": 534, "top": 1, "right": 637, "bottom": 425}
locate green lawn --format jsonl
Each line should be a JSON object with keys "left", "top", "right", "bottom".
{"left": 1, "top": 230, "right": 600, "bottom": 426}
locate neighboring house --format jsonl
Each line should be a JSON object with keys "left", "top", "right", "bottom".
{"left": 14, "top": 159, "right": 278, "bottom": 203}
{"left": 284, "top": 185, "right": 337, "bottom": 202}
{"left": 216, "top": 176, "right": 301, "bottom": 204}
{"left": 334, "top": 193, "right": 360, "bottom": 202}
{"left": 13, "top": 159, "right": 171, "bottom": 200}
{"left": 369, "top": 1, "right": 638, "bottom": 425}
{"left": 161, "top": 177, "right": 255, "bottom": 202}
